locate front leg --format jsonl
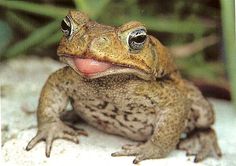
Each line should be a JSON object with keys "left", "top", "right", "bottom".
{"left": 112, "top": 98, "right": 189, "bottom": 163}
{"left": 26, "top": 68, "right": 87, "bottom": 157}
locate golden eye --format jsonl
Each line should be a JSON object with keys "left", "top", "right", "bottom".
{"left": 128, "top": 29, "right": 147, "bottom": 50}
{"left": 61, "top": 16, "right": 73, "bottom": 38}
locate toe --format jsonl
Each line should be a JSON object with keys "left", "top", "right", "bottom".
{"left": 111, "top": 150, "right": 130, "bottom": 157}
{"left": 112, "top": 144, "right": 141, "bottom": 157}
{"left": 45, "top": 134, "right": 54, "bottom": 157}
{"left": 58, "top": 133, "right": 80, "bottom": 144}
{"left": 133, "top": 154, "right": 146, "bottom": 164}
{"left": 194, "top": 148, "right": 209, "bottom": 162}
{"left": 75, "top": 129, "right": 88, "bottom": 136}
{"left": 26, "top": 132, "right": 44, "bottom": 151}
{"left": 194, "top": 155, "right": 203, "bottom": 162}
{"left": 122, "top": 143, "right": 141, "bottom": 150}
{"left": 213, "top": 142, "right": 222, "bottom": 157}
{"left": 62, "top": 124, "right": 88, "bottom": 136}
{"left": 186, "top": 150, "right": 197, "bottom": 156}
{"left": 111, "top": 149, "right": 138, "bottom": 157}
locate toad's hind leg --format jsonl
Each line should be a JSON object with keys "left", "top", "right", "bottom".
{"left": 178, "top": 128, "right": 221, "bottom": 162}
{"left": 183, "top": 80, "right": 215, "bottom": 131}
{"left": 178, "top": 80, "right": 221, "bottom": 162}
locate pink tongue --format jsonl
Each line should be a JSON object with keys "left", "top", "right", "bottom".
{"left": 74, "top": 58, "right": 112, "bottom": 75}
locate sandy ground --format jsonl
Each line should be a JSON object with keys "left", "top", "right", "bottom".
{"left": 1, "top": 57, "right": 236, "bottom": 166}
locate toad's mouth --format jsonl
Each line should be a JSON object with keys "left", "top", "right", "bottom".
{"left": 74, "top": 58, "right": 113, "bottom": 75}
{"left": 60, "top": 55, "right": 153, "bottom": 80}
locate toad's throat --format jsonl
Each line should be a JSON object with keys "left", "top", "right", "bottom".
{"left": 74, "top": 58, "right": 113, "bottom": 75}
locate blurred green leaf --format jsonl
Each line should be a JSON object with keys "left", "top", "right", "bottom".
{"left": 176, "top": 54, "right": 224, "bottom": 81}
{"left": 107, "top": 15, "right": 206, "bottom": 34}
{"left": 221, "top": 0, "right": 236, "bottom": 109}
{"left": 4, "top": 20, "right": 60, "bottom": 58}
{"left": 40, "top": 30, "right": 62, "bottom": 47}
{"left": 74, "top": 0, "right": 110, "bottom": 19}
{"left": 0, "top": 0, "right": 69, "bottom": 18}
{"left": 0, "top": 20, "right": 12, "bottom": 57}
{"left": 6, "top": 11, "right": 36, "bottom": 33}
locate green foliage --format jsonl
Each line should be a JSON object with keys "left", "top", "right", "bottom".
{"left": 3, "top": 20, "right": 60, "bottom": 58}
{"left": 0, "top": 1, "right": 68, "bottom": 18}
{"left": 176, "top": 54, "right": 224, "bottom": 81}
{"left": 6, "top": 11, "right": 36, "bottom": 33}
{"left": 0, "top": 1, "right": 69, "bottom": 58}
{"left": 108, "top": 15, "right": 206, "bottom": 34}
{"left": 74, "top": 0, "right": 110, "bottom": 19}
{"left": 0, "top": 20, "right": 12, "bottom": 56}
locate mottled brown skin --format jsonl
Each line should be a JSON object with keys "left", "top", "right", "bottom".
{"left": 26, "top": 11, "right": 221, "bottom": 163}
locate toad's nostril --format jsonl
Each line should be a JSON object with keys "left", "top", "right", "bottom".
{"left": 98, "top": 36, "right": 109, "bottom": 43}
{"left": 91, "top": 36, "right": 110, "bottom": 49}
{"left": 102, "top": 37, "right": 108, "bottom": 41}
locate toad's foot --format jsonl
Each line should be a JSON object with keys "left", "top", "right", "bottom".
{"left": 26, "top": 121, "right": 88, "bottom": 157}
{"left": 111, "top": 141, "right": 165, "bottom": 164}
{"left": 177, "top": 128, "right": 221, "bottom": 162}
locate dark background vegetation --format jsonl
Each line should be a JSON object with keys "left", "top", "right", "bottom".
{"left": 0, "top": 0, "right": 235, "bottom": 106}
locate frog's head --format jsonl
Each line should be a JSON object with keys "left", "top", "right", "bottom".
{"left": 57, "top": 10, "right": 177, "bottom": 80}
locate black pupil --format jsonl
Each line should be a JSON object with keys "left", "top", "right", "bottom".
{"left": 61, "top": 19, "right": 70, "bottom": 32}
{"left": 132, "top": 35, "right": 146, "bottom": 43}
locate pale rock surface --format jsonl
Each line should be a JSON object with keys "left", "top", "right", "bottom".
{"left": 1, "top": 57, "right": 236, "bottom": 166}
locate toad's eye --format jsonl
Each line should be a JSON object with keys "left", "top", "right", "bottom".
{"left": 128, "top": 29, "right": 147, "bottom": 50}
{"left": 61, "top": 16, "right": 73, "bottom": 38}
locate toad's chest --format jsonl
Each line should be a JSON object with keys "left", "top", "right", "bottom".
{"left": 67, "top": 75, "right": 160, "bottom": 140}
{"left": 71, "top": 92, "right": 157, "bottom": 141}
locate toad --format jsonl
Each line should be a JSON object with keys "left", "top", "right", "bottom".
{"left": 26, "top": 11, "right": 221, "bottom": 163}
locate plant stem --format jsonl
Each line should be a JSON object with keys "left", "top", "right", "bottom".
{"left": 220, "top": 0, "right": 236, "bottom": 110}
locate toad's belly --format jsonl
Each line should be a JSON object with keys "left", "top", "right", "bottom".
{"left": 73, "top": 101, "right": 156, "bottom": 141}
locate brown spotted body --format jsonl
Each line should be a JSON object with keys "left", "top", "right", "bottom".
{"left": 69, "top": 73, "right": 156, "bottom": 141}
{"left": 26, "top": 11, "right": 221, "bottom": 164}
